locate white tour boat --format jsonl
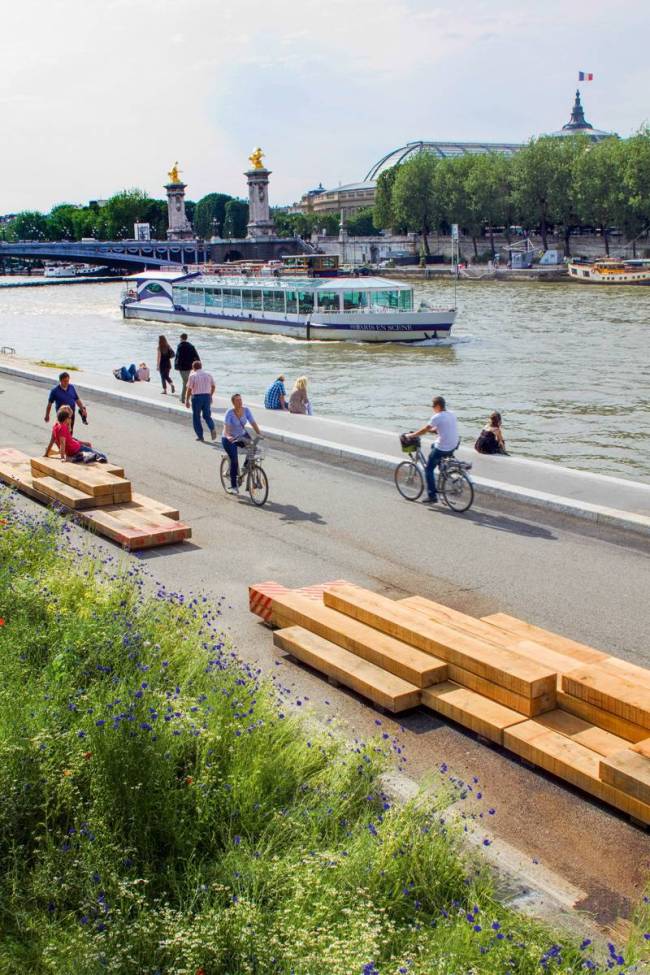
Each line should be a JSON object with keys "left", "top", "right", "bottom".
{"left": 44, "top": 264, "right": 78, "bottom": 278}
{"left": 568, "top": 258, "right": 650, "bottom": 285}
{"left": 121, "top": 270, "right": 456, "bottom": 343}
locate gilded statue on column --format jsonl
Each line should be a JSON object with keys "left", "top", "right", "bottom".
{"left": 248, "top": 148, "right": 265, "bottom": 170}
{"left": 167, "top": 162, "right": 182, "bottom": 184}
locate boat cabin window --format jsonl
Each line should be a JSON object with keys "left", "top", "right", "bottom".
{"left": 222, "top": 288, "right": 242, "bottom": 308}
{"left": 188, "top": 287, "right": 204, "bottom": 306}
{"left": 263, "top": 289, "right": 285, "bottom": 313}
{"left": 399, "top": 290, "right": 413, "bottom": 311}
{"left": 369, "top": 290, "right": 400, "bottom": 310}
{"left": 174, "top": 286, "right": 188, "bottom": 305}
{"left": 205, "top": 287, "right": 221, "bottom": 307}
{"left": 243, "top": 289, "right": 262, "bottom": 311}
{"left": 343, "top": 290, "right": 368, "bottom": 310}
{"left": 285, "top": 290, "right": 298, "bottom": 315}
{"left": 316, "top": 290, "right": 341, "bottom": 312}
{"left": 298, "top": 290, "right": 315, "bottom": 314}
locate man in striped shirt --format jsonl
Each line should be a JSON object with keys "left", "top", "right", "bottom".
{"left": 185, "top": 360, "right": 217, "bottom": 441}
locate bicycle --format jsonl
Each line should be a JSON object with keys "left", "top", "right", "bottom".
{"left": 219, "top": 437, "right": 269, "bottom": 506}
{"left": 394, "top": 435, "right": 474, "bottom": 512}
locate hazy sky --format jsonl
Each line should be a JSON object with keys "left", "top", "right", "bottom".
{"left": 1, "top": 0, "right": 648, "bottom": 213}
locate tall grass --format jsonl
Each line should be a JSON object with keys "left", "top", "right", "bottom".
{"left": 0, "top": 492, "right": 645, "bottom": 974}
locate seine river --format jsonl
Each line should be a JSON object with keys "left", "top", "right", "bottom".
{"left": 1, "top": 278, "right": 649, "bottom": 479}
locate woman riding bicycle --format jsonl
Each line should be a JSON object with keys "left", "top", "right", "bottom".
{"left": 222, "top": 393, "right": 262, "bottom": 496}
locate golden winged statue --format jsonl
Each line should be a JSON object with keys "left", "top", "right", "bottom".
{"left": 248, "top": 147, "right": 265, "bottom": 170}
{"left": 167, "top": 161, "right": 182, "bottom": 184}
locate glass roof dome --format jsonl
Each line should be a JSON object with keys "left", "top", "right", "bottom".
{"left": 365, "top": 140, "right": 523, "bottom": 180}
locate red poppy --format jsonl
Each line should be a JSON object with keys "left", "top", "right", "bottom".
{"left": 83, "top": 752, "right": 92, "bottom": 760}
{"left": 0, "top": 619, "right": 5, "bottom": 627}
{"left": 186, "top": 776, "right": 193, "bottom": 785}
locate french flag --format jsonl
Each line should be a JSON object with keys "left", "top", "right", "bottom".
{"left": 578, "top": 71, "right": 593, "bottom": 81}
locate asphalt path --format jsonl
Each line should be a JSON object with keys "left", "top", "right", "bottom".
{"left": 1, "top": 372, "right": 649, "bottom": 930}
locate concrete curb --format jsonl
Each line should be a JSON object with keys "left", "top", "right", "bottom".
{"left": 3, "top": 362, "right": 650, "bottom": 540}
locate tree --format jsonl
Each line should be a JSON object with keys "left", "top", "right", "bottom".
{"left": 222, "top": 199, "right": 249, "bottom": 238}
{"left": 193, "top": 193, "right": 232, "bottom": 239}
{"left": 346, "top": 207, "right": 380, "bottom": 236}
{"left": 10, "top": 211, "right": 49, "bottom": 240}
{"left": 617, "top": 129, "right": 650, "bottom": 256}
{"left": 546, "top": 135, "right": 590, "bottom": 257}
{"left": 391, "top": 153, "right": 441, "bottom": 254}
{"left": 574, "top": 138, "right": 621, "bottom": 256}
{"left": 102, "top": 189, "right": 154, "bottom": 239}
{"left": 437, "top": 156, "right": 484, "bottom": 258}
{"left": 464, "top": 154, "right": 515, "bottom": 257}
{"left": 373, "top": 166, "right": 399, "bottom": 231}
{"left": 512, "top": 137, "right": 563, "bottom": 249}
{"left": 47, "top": 204, "right": 80, "bottom": 241}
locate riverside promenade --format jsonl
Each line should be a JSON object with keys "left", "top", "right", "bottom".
{"left": 1, "top": 358, "right": 650, "bottom": 934}
{"left": 2, "top": 355, "right": 650, "bottom": 538}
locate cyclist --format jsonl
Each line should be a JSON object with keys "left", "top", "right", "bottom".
{"left": 410, "top": 395, "right": 459, "bottom": 504}
{"left": 222, "top": 393, "right": 262, "bottom": 495}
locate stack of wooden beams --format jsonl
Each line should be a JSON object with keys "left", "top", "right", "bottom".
{"left": 0, "top": 448, "right": 191, "bottom": 550}
{"left": 249, "top": 579, "right": 650, "bottom": 825}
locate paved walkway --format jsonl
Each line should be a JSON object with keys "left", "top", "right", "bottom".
{"left": 2, "top": 354, "right": 649, "bottom": 537}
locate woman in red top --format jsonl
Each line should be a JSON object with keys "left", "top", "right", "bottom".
{"left": 45, "top": 407, "right": 107, "bottom": 463}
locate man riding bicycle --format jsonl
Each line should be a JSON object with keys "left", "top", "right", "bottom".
{"left": 222, "top": 393, "right": 262, "bottom": 495}
{"left": 410, "top": 395, "right": 459, "bottom": 504}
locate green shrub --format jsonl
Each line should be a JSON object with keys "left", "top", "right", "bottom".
{"left": 0, "top": 493, "right": 642, "bottom": 973}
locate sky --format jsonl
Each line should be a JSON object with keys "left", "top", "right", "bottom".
{"left": 1, "top": 0, "right": 649, "bottom": 214}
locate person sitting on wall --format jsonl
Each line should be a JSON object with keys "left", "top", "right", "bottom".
{"left": 264, "top": 375, "right": 288, "bottom": 411}
{"left": 475, "top": 411, "right": 508, "bottom": 455}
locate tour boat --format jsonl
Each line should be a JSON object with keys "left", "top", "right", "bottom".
{"left": 44, "top": 264, "right": 78, "bottom": 278}
{"left": 121, "top": 270, "right": 456, "bottom": 343}
{"left": 568, "top": 258, "right": 650, "bottom": 285}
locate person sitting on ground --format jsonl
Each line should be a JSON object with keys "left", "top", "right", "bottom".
{"left": 45, "top": 406, "right": 107, "bottom": 463}
{"left": 288, "top": 376, "right": 313, "bottom": 415}
{"left": 264, "top": 374, "right": 288, "bottom": 411}
{"left": 475, "top": 411, "right": 508, "bottom": 455}
{"left": 409, "top": 394, "right": 459, "bottom": 505}
{"left": 222, "top": 393, "right": 262, "bottom": 495}
{"left": 45, "top": 371, "right": 88, "bottom": 429}
{"left": 136, "top": 362, "right": 150, "bottom": 382}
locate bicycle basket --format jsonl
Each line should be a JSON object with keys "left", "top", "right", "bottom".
{"left": 399, "top": 433, "right": 421, "bottom": 454}
{"left": 253, "top": 441, "right": 266, "bottom": 461}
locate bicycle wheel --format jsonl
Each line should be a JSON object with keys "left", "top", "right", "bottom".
{"left": 219, "top": 456, "right": 230, "bottom": 492}
{"left": 394, "top": 461, "right": 424, "bottom": 501}
{"left": 441, "top": 468, "right": 474, "bottom": 512}
{"left": 248, "top": 464, "right": 269, "bottom": 506}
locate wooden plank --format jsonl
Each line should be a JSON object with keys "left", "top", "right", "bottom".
{"left": 270, "top": 592, "right": 447, "bottom": 689}
{"left": 504, "top": 721, "right": 650, "bottom": 825}
{"left": 593, "top": 657, "right": 650, "bottom": 690}
{"left": 562, "top": 664, "right": 650, "bottom": 730}
{"left": 322, "top": 584, "right": 556, "bottom": 700}
{"left": 34, "top": 475, "right": 99, "bottom": 509}
{"left": 401, "top": 595, "right": 580, "bottom": 679}
{"left": 273, "top": 626, "right": 421, "bottom": 713}
{"left": 80, "top": 507, "right": 191, "bottom": 550}
{"left": 600, "top": 750, "right": 650, "bottom": 805}
{"left": 632, "top": 739, "right": 650, "bottom": 760}
{"left": 0, "top": 458, "right": 48, "bottom": 502}
{"left": 31, "top": 455, "right": 125, "bottom": 479}
{"left": 535, "top": 709, "right": 629, "bottom": 757}
{"left": 422, "top": 681, "right": 527, "bottom": 744}
{"left": 557, "top": 691, "right": 649, "bottom": 743}
{"left": 130, "top": 493, "right": 180, "bottom": 520}
{"left": 30, "top": 457, "right": 132, "bottom": 500}
{"left": 481, "top": 612, "right": 608, "bottom": 664}
{"left": 447, "top": 663, "right": 555, "bottom": 716}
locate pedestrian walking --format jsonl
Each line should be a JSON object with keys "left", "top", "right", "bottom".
{"left": 174, "top": 332, "right": 199, "bottom": 402}
{"left": 185, "top": 360, "right": 217, "bottom": 441}
{"left": 44, "top": 371, "right": 88, "bottom": 431}
{"left": 264, "top": 374, "right": 288, "bottom": 411}
{"left": 288, "top": 376, "right": 313, "bottom": 415}
{"left": 157, "top": 335, "right": 175, "bottom": 394}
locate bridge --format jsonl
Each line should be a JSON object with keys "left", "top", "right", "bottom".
{"left": 0, "top": 236, "right": 311, "bottom": 270}
{"left": 0, "top": 240, "right": 210, "bottom": 271}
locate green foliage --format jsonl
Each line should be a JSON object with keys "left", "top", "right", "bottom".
{"left": 0, "top": 495, "right": 629, "bottom": 974}
{"left": 194, "top": 193, "right": 233, "bottom": 239}
{"left": 573, "top": 137, "right": 621, "bottom": 255}
{"left": 223, "top": 198, "right": 249, "bottom": 238}
{"left": 373, "top": 166, "right": 400, "bottom": 230}
{"left": 345, "top": 207, "right": 380, "bottom": 237}
{"left": 391, "top": 153, "right": 442, "bottom": 253}
{"left": 9, "top": 210, "right": 50, "bottom": 241}
{"left": 273, "top": 210, "right": 340, "bottom": 239}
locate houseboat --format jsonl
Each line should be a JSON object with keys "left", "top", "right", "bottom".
{"left": 121, "top": 270, "right": 456, "bottom": 343}
{"left": 568, "top": 258, "right": 650, "bottom": 285}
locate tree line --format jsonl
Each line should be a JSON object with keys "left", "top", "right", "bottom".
{"left": 373, "top": 130, "right": 650, "bottom": 257}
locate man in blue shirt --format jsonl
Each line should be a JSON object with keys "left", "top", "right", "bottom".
{"left": 44, "top": 372, "right": 88, "bottom": 431}
{"left": 264, "top": 375, "right": 288, "bottom": 411}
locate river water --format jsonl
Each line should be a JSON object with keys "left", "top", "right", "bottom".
{"left": 0, "top": 278, "right": 649, "bottom": 479}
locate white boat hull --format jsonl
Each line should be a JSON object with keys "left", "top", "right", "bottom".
{"left": 123, "top": 301, "right": 456, "bottom": 342}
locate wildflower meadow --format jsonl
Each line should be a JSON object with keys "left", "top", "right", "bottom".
{"left": 0, "top": 493, "right": 648, "bottom": 974}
